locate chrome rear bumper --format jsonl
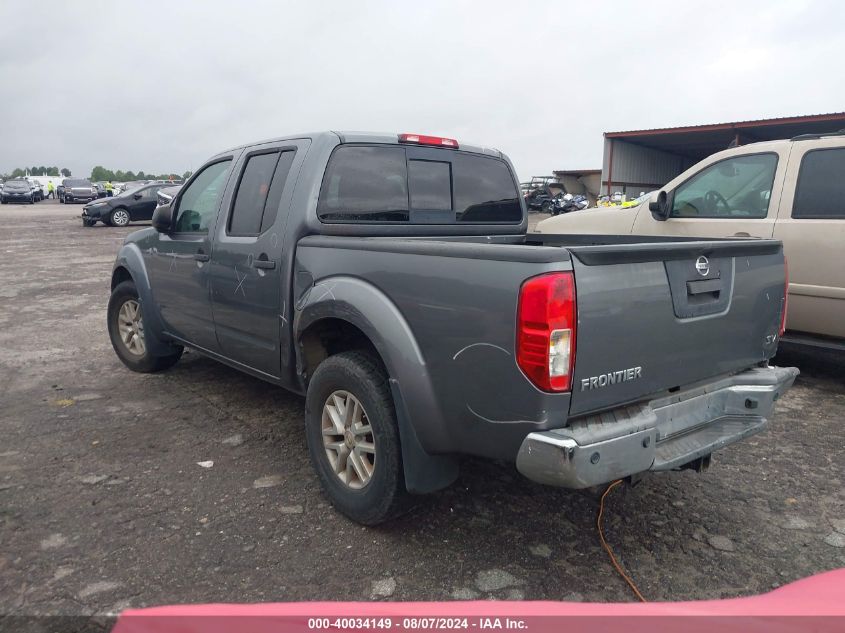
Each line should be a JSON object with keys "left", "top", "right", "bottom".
{"left": 515, "top": 366, "right": 799, "bottom": 488}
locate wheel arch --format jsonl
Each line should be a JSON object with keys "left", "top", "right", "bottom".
{"left": 295, "top": 278, "right": 459, "bottom": 494}
{"left": 111, "top": 244, "right": 178, "bottom": 357}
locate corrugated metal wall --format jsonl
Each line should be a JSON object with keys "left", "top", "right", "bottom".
{"left": 600, "top": 138, "right": 696, "bottom": 195}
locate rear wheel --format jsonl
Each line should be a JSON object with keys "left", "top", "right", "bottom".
{"left": 305, "top": 351, "right": 410, "bottom": 525}
{"left": 107, "top": 280, "right": 182, "bottom": 373}
{"left": 110, "top": 208, "right": 130, "bottom": 227}
{"left": 541, "top": 200, "right": 551, "bottom": 213}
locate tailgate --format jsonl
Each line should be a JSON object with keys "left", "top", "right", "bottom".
{"left": 566, "top": 239, "right": 785, "bottom": 416}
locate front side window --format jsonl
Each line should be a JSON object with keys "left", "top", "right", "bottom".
{"left": 671, "top": 153, "right": 778, "bottom": 219}
{"left": 174, "top": 160, "right": 232, "bottom": 233}
{"left": 792, "top": 148, "right": 845, "bottom": 219}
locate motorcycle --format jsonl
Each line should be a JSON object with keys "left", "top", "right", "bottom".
{"left": 550, "top": 193, "right": 589, "bottom": 215}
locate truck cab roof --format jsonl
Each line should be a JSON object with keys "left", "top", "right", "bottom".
{"left": 220, "top": 131, "right": 503, "bottom": 159}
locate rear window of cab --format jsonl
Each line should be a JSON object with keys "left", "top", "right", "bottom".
{"left": 317, "top": 145, "right": 521, "bottom": 223}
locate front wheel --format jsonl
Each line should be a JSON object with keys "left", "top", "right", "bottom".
{"left": 83, "top": 219, "right": 96, "bottom": 227}
{"left": 110, "top": 208, "right": 130, "bottom": 227}
{"left": 107, "top": 280, "right": 183, "bottom": 373}
{"left": 305, "top": 351, "right": 410, "bottom": 525}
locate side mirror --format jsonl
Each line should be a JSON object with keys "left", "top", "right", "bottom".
{"left": 648, "top": 190, "right": 671, "bottom": 221}
{"left": 152, "top": 203, "right": 174, "bottom": 232}
{"left": 133, "top": 193, "right": 142, "bottom": 200}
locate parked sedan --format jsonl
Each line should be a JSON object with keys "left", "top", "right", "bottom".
{"left": 81, "top": 182, "right": 171, "bottom": 227}
{"left": 1, "top": 179, "right": 35, "bottom": 204}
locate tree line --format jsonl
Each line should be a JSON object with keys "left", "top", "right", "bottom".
{"left": 90, "top": 166, "right": 193, "bottom": 182}
{"left": 1, "top": 166, "right": 194, "bottom": 182}
{"left": 2, "top": 167, "right": 72, "bottom": 178}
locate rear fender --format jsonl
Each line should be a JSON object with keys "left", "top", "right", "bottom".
{"left": 294, "top": 276, "right": 458, "bottom": 494}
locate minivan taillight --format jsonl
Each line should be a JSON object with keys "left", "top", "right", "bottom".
{"left": 517, "top": 272, "right": 576, "bottom": 392}
{"left": 779, "top": 257, "right": 789, "bottom": 336}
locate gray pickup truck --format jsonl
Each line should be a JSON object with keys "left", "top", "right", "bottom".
{"left": 108, "top": 131, "right": 797, "bottom": 525}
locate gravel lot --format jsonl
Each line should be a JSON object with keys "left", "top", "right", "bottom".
{"left": 1, "top": 201, "right": 844, "bottom": 616}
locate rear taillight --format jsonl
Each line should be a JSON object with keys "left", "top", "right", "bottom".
{"left": 398, "top": 133, "right": 459, "bottom": 148}
{"left": 517, "top": 272, "right": 576, "bottom": 392}
{"left": 779, "top": 257, "right": 789, "bottom": 336}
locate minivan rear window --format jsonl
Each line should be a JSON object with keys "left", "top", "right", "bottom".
{"left": 317, "top": 145, "right": 521, "bottom": 223}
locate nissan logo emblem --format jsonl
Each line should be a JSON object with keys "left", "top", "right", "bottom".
{"left": 695, "top": 256, "right": 710, "bottom": 276}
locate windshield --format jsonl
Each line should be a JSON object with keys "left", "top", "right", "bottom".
{"left": 6, "top": 181, "right": 30, "bottom": 190}
{"left": 65, "top": 179, "right": 91, "bottom": 187}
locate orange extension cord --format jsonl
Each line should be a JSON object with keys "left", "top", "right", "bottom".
{"left": 597, "top": 480, "right": 647, "bottom": 602}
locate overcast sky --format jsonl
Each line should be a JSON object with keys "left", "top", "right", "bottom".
{"left": 1, "top": 0, "right": 843, "bottom": 180}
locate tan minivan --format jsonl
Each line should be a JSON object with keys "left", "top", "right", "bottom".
{"left": 537, "top": 133, "right": 845, "bottom": 346}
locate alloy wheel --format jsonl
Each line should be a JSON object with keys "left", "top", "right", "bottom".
{"left": 117, "top": 299, "right": 145, "bottom": 356}
{"left": 113, "top": 210, "right": 130, "bottom": 226}
{"left": 321, "top": 390, "right": 376, "bottom": 489}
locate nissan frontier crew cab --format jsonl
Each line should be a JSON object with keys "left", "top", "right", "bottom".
{"left": 108, "top": 131, "right": 798, "bottom": 525}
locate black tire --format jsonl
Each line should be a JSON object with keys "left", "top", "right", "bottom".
{"left": 305, "top": 351, "right": 410, "bottom": 525}
{"left": 110, "top": 208, "right": 130, "bottom": 227}
{"left": 541, "top": 200, "right": 551, "bottom": 213}
{"left": 82, "top": 219, "right": 96, "bottom": 227}
{"left": 107, "top": 280, "right": 183, "bottom": 373}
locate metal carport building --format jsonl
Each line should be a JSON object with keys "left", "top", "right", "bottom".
{"left": 600, "top": 112, "right": 845, "bottom": 197}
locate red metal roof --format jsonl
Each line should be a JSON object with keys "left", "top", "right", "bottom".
{"left": 605, "top": 112, "right": 845, "bottom": 138}
{"left": 553, "top": 169, "right": 602, "bottom": 175}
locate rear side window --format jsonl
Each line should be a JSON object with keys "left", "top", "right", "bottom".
{"left": 792, "top": 148, "right": 845, "bottom": 219}
{"left": 229, "top": 152, "right": 279, "bottom": 235}
{"left": 317, "top": 145, "right": 521, "bottom": 223}
{"left": 260, "top": 150, "right": 296, "bottom": 232}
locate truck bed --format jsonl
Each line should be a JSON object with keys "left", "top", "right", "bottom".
{"left": 293, "top": 232, "right": 786, "bottom": 460}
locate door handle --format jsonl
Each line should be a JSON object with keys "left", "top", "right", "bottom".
{"left": 732, "top": 232, "right": 751, "bottom": 237}
{"left": 194, "top": 252, "right": 210, "bottom": 262}
{"left": 252, "top": 256, "right": 276, "bottom": 270}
